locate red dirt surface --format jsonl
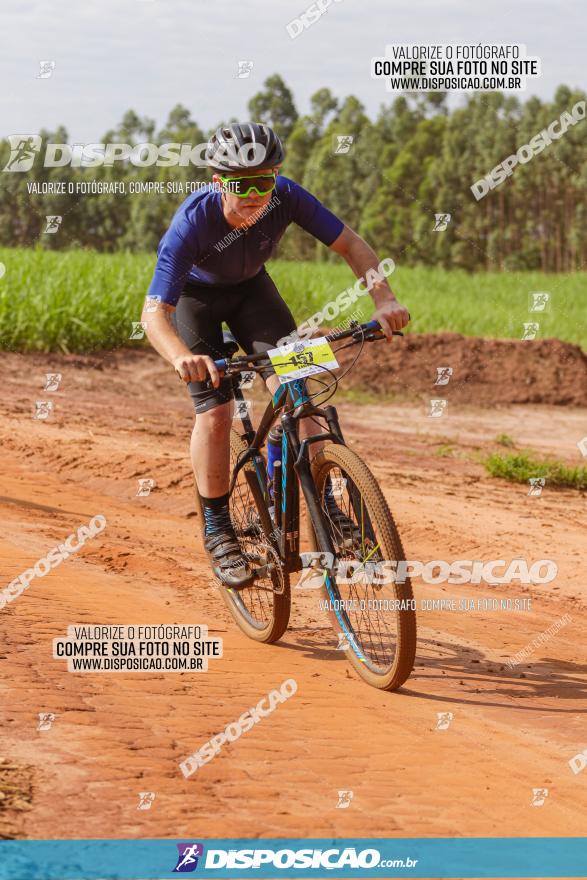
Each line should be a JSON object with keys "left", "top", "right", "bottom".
{"left": 0, "top": 343, "right": 585, "bottom": 855}
{"left": 334, "top": 332, "right": 587, "bottom": 406}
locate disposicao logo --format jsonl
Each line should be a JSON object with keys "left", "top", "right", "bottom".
{"left": 173, "top": 843, "right": 204, "bottom": 873}
{"left": 2, "top": 136, "right": 267, "bottom": 171}
{"left": 4, "top": 135, "right": 43, "bottom": 172}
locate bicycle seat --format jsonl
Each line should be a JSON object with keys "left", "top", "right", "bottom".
{"left": 221, "top": 331, "right": 239, "bottom": 358}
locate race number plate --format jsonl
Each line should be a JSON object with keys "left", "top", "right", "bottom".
{"left": 267, "top": 336, "right": 339, "bottom": 383}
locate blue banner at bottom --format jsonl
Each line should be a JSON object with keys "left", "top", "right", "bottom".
{"left": 0, "top": 837, "right": 585, "bottom": 879}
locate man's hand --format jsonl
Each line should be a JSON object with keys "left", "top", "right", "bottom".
{"left": 372, "top": 298, "right": 410, "bottom": 341}
{"left": 173, "top": 353, "right": 221, "bottom": 387}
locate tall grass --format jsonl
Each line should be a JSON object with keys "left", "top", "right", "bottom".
{"left": 0, "top": 247, "right": 585, "bottom": 352}
{"left": 0, "top": 248, "right": 152, "bottom": 352}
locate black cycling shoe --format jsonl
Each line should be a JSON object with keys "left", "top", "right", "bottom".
{"left": 204, "top": 528, "right": 254, "bottom": 588}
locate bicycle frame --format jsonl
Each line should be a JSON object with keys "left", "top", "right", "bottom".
{"left": 213, "top": 319, "right": 412, "bottom": 678}
{"left": 230, "top": 374, "right": 345, "bottom": 573}
{"left": 231, "top": 374, "right": 378, "bottom": 666}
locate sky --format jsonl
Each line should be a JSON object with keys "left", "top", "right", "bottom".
{"left": 1, "top": 0, "right": 586, "bottom": 141}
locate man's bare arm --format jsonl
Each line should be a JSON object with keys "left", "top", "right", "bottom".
{"left": 329, "top": 225, "right": 410, "bottom": 339}
{"left": 140, "top": 300, "right": 220, "bottom": 387}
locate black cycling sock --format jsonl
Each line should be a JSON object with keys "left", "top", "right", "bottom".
{"left": 201, "top": 493, "right": 232, "bottom": 537}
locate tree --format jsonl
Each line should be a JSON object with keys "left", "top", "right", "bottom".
{"left": 1, "top": 83, "right": 585, "bottom": 271}
{"left": 248, "top": 74, "right": 298, "bottom": 140}
{"left": 116, "top": 109, "right": 156, "bottom": 143}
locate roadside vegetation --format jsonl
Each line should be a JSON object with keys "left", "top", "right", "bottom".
{"left": 1, "top": 248, "right": 585, "bottom": 352}
{"left": 483, "top": 451, "right": 587, "bottom": 489}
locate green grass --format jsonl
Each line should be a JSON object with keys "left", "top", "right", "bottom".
{"left": 495, "top": 433, "right": 516, "bottom": 448}
{"left": 0, "top": 248, "right": 151, "bottom": 352}
{"left": 434, "top": 444, "right": 457, "bottom": 458}
{"left": 484, "top": 452, "right": 587, "bottom": 489}
{"left": 0, "top": 247, "right": 585, "bottom": 352}
{"left": 277, "top": 262, "right": 587, "bottom": 350}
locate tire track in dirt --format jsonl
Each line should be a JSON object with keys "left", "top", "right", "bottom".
{"left": 0, "top": 352, "right": 585, "bottom": 843}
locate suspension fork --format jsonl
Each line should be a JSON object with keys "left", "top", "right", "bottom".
{"left": 281, "top": 398, "right": 346, "bottom": 566}
{"left": 293, "top": 402, "right": 346, "bottom": 551}
{"left": 284, "top": 413, "right": 337, "bottom": 563}
{"left": 320, "top": 403, "right": 374, "bottom": 540}
{"left": 322, "top": 404, "right": 345, "bottom": 444}
{"left": 291, "top": 422, "right": 364, "bottom": 655}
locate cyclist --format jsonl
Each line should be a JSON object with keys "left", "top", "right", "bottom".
{"left": 142, "top": 122, "right": 409, "bottom": 588}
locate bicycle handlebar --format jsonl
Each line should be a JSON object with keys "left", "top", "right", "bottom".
{"left": 211, "top": 319, "right": 403, "bottom": 376}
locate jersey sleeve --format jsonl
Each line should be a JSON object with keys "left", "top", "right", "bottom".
{"left": 147, "top": 220, "right": 198, "bottom": 307}
{"left": 286, "top": 178, "right": 344, "bottom": 246}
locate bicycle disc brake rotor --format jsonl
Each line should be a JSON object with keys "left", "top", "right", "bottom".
{"left": 245, "top": 541, "right": 286, "bottom": 595}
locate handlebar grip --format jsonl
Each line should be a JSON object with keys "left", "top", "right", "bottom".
{"left": 201, "top": 358, "right": 228, "bottom": 390}
{"left": 363, "top": 321, "right": 403, "bottom": 338}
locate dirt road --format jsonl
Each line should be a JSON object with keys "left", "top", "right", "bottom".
{"left": 0, "top": 350, "right": 585, "bottom": 844}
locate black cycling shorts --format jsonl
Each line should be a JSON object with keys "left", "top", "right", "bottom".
{"left": 173, "top": 269, "right": 297, "bottom": 414}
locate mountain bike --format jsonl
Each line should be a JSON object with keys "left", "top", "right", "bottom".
{"left": 194, "top": 320, "right": 416, "bottom": 691}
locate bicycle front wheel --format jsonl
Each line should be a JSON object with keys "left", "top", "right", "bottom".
{"left": 309, "top": 443, "right": 417, "bottom": 691}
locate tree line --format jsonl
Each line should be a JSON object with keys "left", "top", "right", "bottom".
{"left": 1, "top": 75, "right": 585, "bottom": 272}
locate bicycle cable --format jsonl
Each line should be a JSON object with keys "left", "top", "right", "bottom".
{"left": 301, "top": 325, "right": 368, "bottom": 408}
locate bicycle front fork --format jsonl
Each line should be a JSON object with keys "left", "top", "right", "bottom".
{"left": 282, "top": 405, "right": 345, "bottom": 572}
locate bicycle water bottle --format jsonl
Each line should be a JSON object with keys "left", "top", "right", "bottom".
{"left": 266, "top": 426, "right": 283, "bottom": 522}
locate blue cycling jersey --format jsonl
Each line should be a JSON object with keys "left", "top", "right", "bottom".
{"left": 147, "top": 175, "right": 344, "bottom": 306}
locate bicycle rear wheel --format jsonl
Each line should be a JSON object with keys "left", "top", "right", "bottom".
{"left": 309, "top": 444, "right": 416, "bottom": 691}
{"left": 195, "top": 430, "right": 291, "bottom": 643}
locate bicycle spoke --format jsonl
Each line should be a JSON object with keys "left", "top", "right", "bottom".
{"left": 320, "top": 465, "right": 400, "bottom": 674}
{"left": 227, "top": 441, "right": 284, "bottom": 630}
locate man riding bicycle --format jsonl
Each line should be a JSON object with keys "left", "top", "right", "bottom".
{"left": 142, "top": 122, "right": 409, "bottom": 588}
